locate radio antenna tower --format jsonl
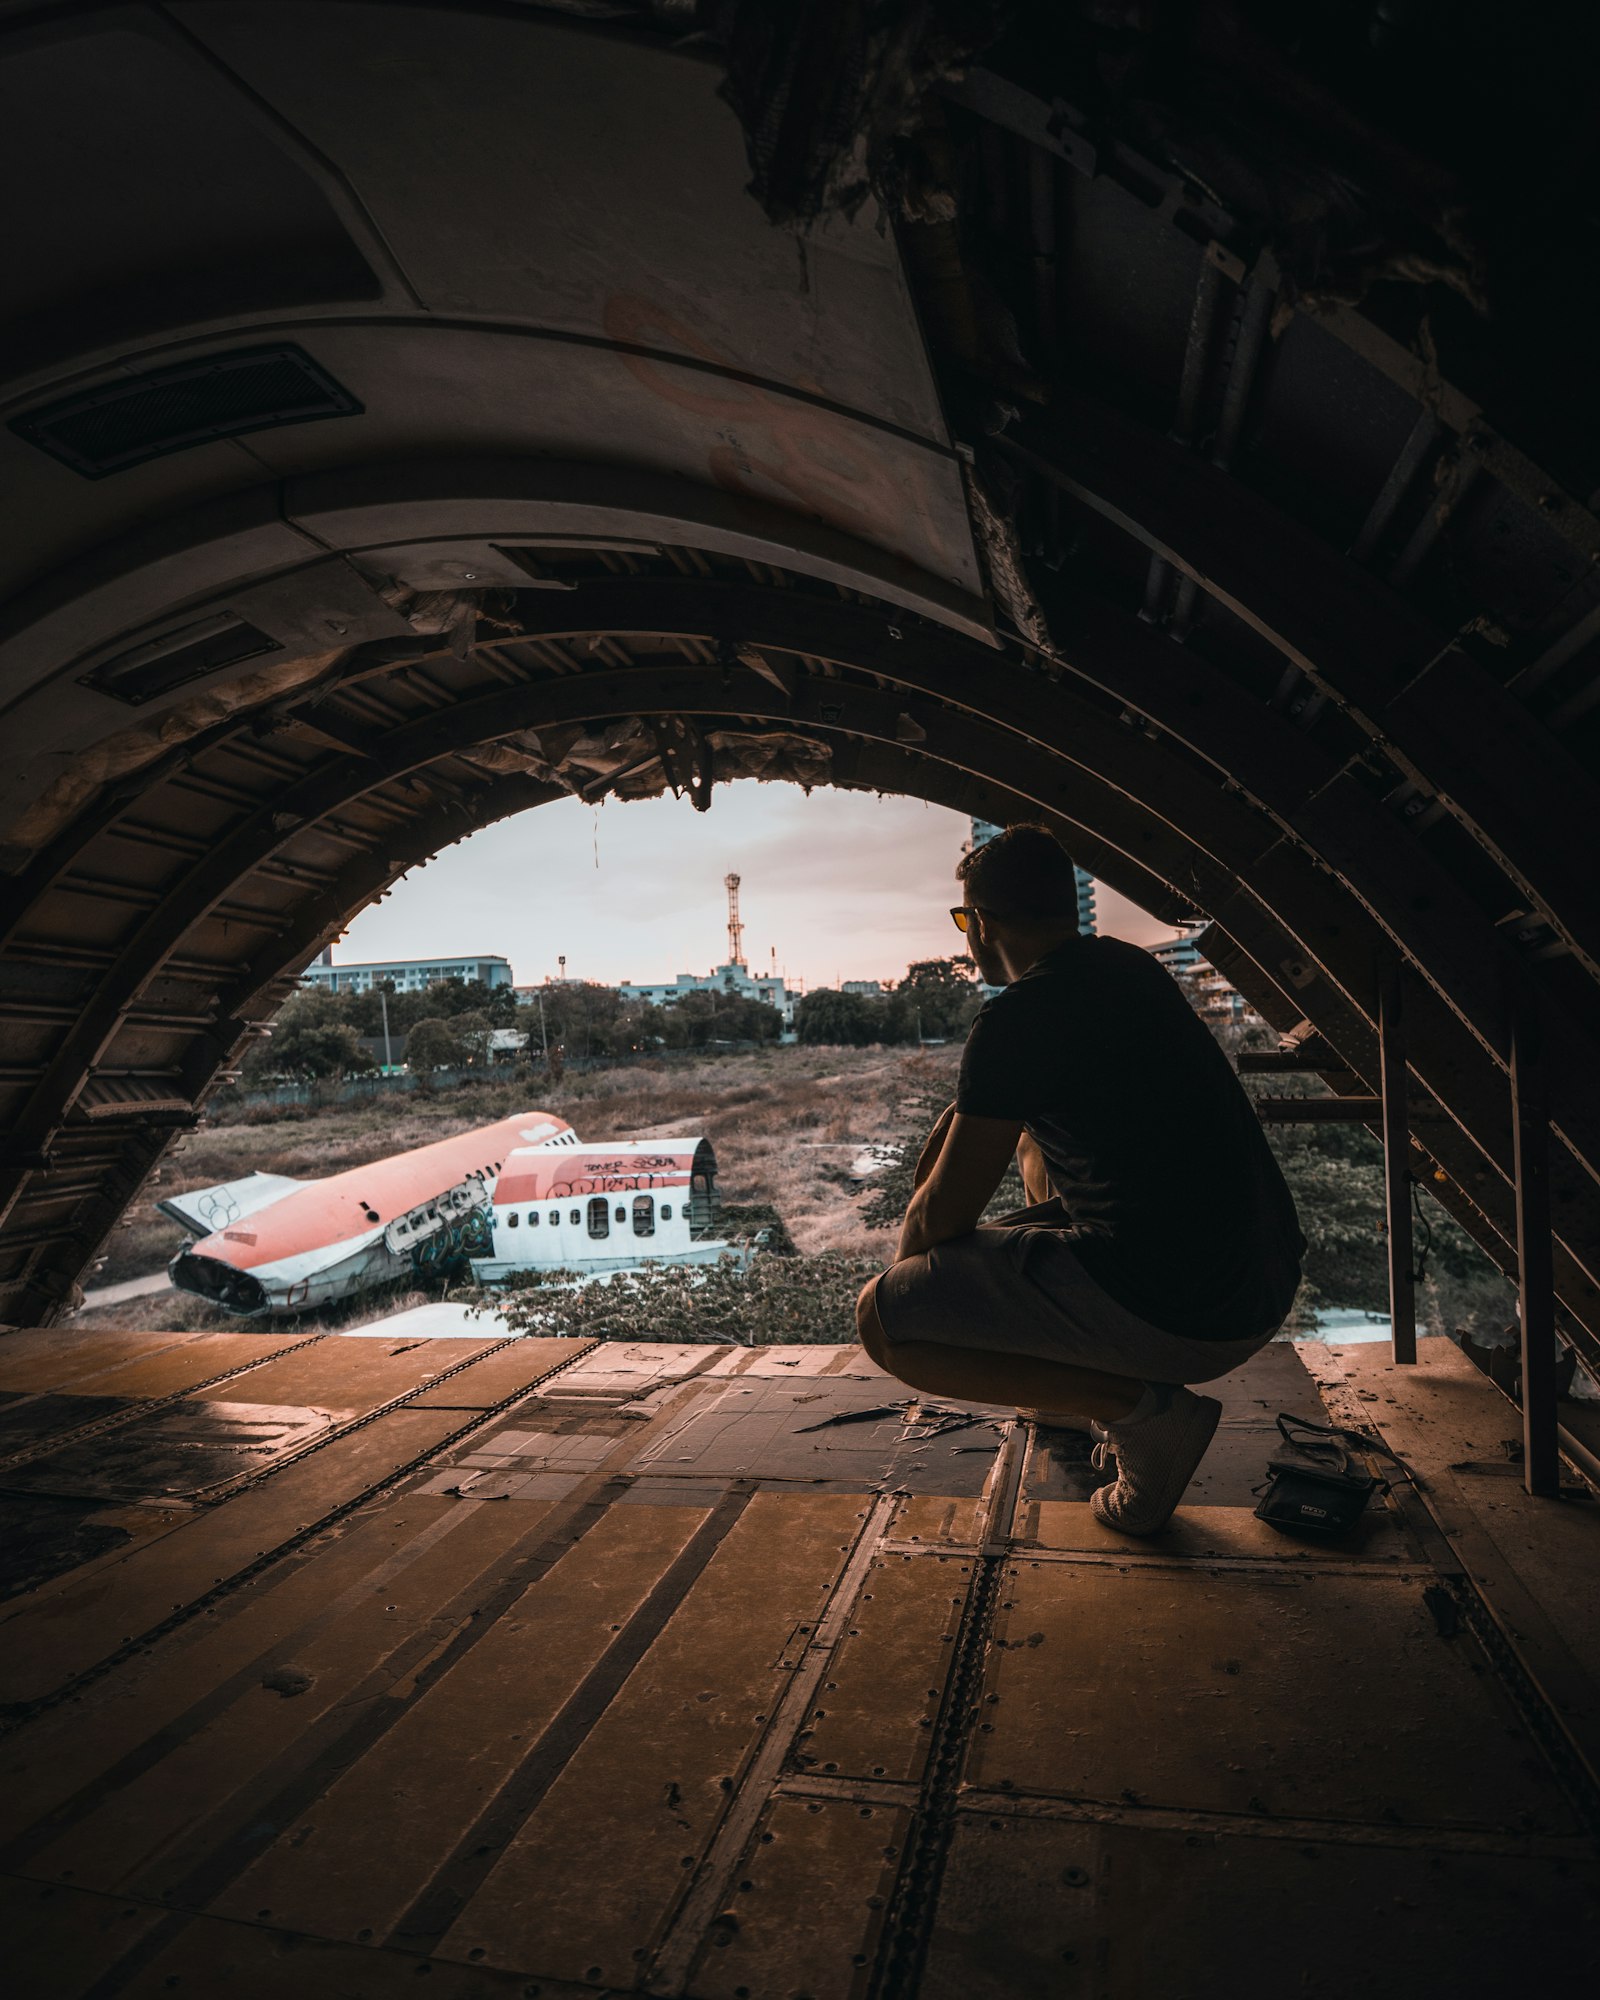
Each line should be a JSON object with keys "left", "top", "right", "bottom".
{"left": 725, "top": 872, "right": 745, "bottom": 967}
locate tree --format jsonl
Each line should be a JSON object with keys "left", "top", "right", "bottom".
{"left": 263, "top": 1020, "right": 374, "bottom": 1080}
{"left": 897, "top": 957, "right": 982, "bottom": 1039}
{"left": 404, "top": 1017, "right": 465, "bottom": 1071}
{"left": 663, "top": 990, "right": 784, "bottom": 1048}
{"left": 449, "top": 1009, "right": 495, "bottom": 1065}
{"left": 796, "top": 990, "right": 878, "bottom": 1046}
{"left": 533, "top": 981, "right": 625, "bottom": 1057}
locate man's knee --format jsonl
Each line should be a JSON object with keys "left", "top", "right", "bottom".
{"left": 856, "top": 1274, "right": 890, "bottom": 1366}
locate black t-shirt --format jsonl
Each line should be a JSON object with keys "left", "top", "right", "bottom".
{"left": 956, "top": 936, "right": 1304, "bottom": 1340}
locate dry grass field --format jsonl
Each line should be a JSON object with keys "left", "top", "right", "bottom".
{"left": 64, "top": 1038, "right": 1513, "bottom": 1343}
{"left": 71, "top": 1046, "right": 954, "bottom": 1332}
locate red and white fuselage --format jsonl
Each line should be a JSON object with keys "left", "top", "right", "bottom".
{"left": 163, "top": 1111, "right": 572, "bottom": 1316}
{"left": 471, "top": 1137, "right": 726, "bottom": 1280}
{"left": 163, "top": 1113, "right": 730, "bottom": 1316}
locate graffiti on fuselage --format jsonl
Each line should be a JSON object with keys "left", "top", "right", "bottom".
{"left": 538, "top": 1171, "right": 690, "bottom": 1198}
{"left": 406, "top": 1203, "right": 494, "bottom": 1274}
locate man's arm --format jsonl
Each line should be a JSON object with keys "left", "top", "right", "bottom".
{"left": 910, "top": 1101, "right": 957, "bottom": 1193}
{"left": 896, "top": 1112, "right": 1023, "bottom": 1264}
{"left": 1016, "top": 1129, "right": 1052, "bottom": 1206}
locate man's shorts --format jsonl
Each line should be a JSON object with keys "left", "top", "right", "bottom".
{"left": 873, "top": 1219, "right": 1280, "bottom": 1386}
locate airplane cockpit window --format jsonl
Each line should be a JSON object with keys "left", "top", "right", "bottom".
{"left": 587, "top": 1197, "right": 609, "bottom": 1239}
{"left": 633, "top": 1196, "right": 654, "bottom": 1237}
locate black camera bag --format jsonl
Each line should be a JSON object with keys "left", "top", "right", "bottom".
{"left": 1254, "top": 1412, "right": 1411, "bottom": 1539}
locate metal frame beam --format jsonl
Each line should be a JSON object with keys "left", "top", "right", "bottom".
{"left": 4, "top": 580, "right": 1600, "bottom": 1355}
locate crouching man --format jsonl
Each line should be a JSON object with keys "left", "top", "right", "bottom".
{"left": 857, "top": 824, "right": 1304, "bottom": 1536}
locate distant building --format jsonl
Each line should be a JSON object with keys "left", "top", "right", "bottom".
{"left": 969, "top": 819, "right": 1096, "bottom": 934}
{"left": 303, "top": 951, "right": 513, "bottom": 995}
{"left": 1149, "top": 930, "right": 1205, "bottom": 978}
{"left": 841, "top": 979, "right": 887, "bottom": 996}
{"left": 618, "top": 962, "right": 795, "bottom": 1026}
{"left": 1147, "top": 925, "right": 1257, "bottom": 1026}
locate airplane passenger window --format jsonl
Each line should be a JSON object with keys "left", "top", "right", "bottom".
{"left": 569, "top": 1208, "right": 580, "bottom": 1226}
{"left": 528, "top": 1211, "right": 540, "bottom": 1226}
{"left": 507, "top": 1211, "right": 519, "bottom": 1228}
{"left": 614, "top": 1205, "right": 626, "bottom": 1223}
{"left": 549, "top": 1209, "right": 559, "bottom": 1226}
{"left": 587, "top": 1197, "right": 609, "bottom": 1239}
{"left": 661, "top": 1205, "right": 672, "bottom": 1220}
{"left": 633, "top": 1196, "right": 654, "bottom": 1237}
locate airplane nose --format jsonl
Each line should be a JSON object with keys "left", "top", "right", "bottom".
{"left": 170, "top": 1252, "right": 268, "bottom": 1316}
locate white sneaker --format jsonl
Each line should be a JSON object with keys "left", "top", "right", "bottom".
{"left": 1089, "top": 1388, "right": 1222, "bottom": 1535}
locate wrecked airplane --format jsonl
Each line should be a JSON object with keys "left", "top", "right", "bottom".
{"left": 162, "top": 1113, "right": 731, "bottom": 1316}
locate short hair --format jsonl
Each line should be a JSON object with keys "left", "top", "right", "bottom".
{"left": 957, "top": 823, "right": 1080, "bottom": 920}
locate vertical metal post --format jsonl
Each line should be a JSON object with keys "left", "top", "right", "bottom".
{"left": 1510, "top": 982, "right": 1561, "bottom": 1497}
{"left": 1379, "top": 962, "right": 1417, "bottom": 1364}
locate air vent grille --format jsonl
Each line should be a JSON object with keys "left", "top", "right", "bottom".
{"left": 10, "top": 345, "right": 362, "bottom": 478}
{"left": 82, "top": 613, "right": 282, "bottom": 706}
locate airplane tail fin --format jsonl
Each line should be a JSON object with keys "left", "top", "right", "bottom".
{"left": 157, "top": 1172, "right": 304, "bottom": 1238}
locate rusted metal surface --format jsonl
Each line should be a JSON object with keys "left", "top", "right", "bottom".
{"left": 967, "top": 1561, "right": 1575, "bottom": 1832}
{"left": 921, "top": 1815, "right": 1599, "bottom": 1999}
{"left": 1511, "top": 984, "right": 1562, "bottom": 1497}
{"left": 0, "top": 1334, "right": 1594, "bottom": 1994}
{"left": 1380, "top": 964, "right": 1418, "bottom": 1366}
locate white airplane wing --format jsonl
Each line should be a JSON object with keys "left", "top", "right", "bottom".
{"left": 157, "top": 1172, "right": 306, "bottom": 1237}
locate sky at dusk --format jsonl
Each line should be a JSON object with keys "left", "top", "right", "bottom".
{"left": 331, "top": 783, "right": 1178, "bottom": 990}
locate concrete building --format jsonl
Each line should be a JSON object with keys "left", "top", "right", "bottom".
{"left": 618, "top": 962, "right": 795, "bottom": 1025}
{"left": 969, "top": 818, "right": 1096, "bottom": 933}
{"left": 619, "top": 873, "right": 795, "bottom": 1024}
{"left": 1149, "top": 930, "right": 1205, "bottom": 977}
{"left": 1147, "top": 925, "right": 1257, "bottom": 1026}
{"left": 303, "top": 948, "right": 513, "bottom": 996}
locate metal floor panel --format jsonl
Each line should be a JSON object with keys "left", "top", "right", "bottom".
{"left": 968, "top": 1560, "right": 1576, "bottom": 1833}
{"left": 0, "top": 1409, "right": 469, "bottom": 1705}
{"left": 49, "top": 1332, "right": 313, "bottom": 1402}
{"left": 1018, "top": 1497, "right": 1422, "bottom": 1564}
{"left": 682, "top": 1794, "right": 910, "bottom": 2000}
{"left": 437, "top": 1491, "right": 869, "bottom": 1984}
{"left": 632, "top": 1376, "right": 1010, "bottom": 1492}
{"left": 0, "top": 1330, "right": 208, "bottom": 1395}
{"left": 921, "top": 1814, "right": 1600, "bottom": 1999}
{"left": 0, "top": 1332, "right": 1593, "bottom": 1997}
{"left": 1, "top": 1399, "right": 336, "bottom": 1501}
{"left": 212, "top": 1499, "right": 713, "bottom": 1945}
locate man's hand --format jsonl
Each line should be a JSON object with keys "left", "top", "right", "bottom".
{"left": 895, "top": 1111, "right": 1023, "bottom": 1264}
